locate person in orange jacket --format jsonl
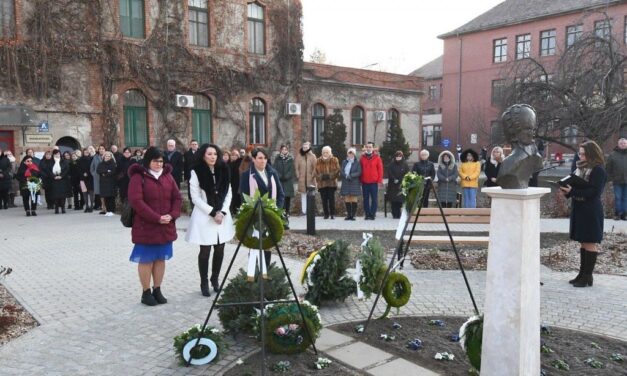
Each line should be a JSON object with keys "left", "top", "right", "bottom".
{"left": 458, "top": 149, "right": 481, "bottom": 208}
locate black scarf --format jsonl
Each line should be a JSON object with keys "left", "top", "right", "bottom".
{"left": 193, "top": 160, "right": 230, "bottom": 211}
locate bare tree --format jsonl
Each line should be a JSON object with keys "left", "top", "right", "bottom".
{"left": 309, "top": 48, "right": 327, "bottom": 64}
{"left": 497, "top": 13, "right": 627, "bottom": 150}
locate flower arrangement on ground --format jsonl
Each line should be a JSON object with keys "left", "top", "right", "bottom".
{"left": 235, "top": 192, "right": 285, "bottom": 249}
{"left": 217, "top": 266, "right": 291, "bottom": 334}
{"left": 173, "top": 324, "right": 227, "bottom": 366}
{"left": 301, "top": 240, "right": 356, "bottom": 306}
{"left": 459, "top": 315, "right": 483, "bottom": 371}
{"left": 256, "top": 300, "right": 322, "bottom": 354}
{"left": 357, "top": 236, "right": 386, "bottom": 299}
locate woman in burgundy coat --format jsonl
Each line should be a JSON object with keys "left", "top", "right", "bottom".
{"left": 128, "top": 147, "right": 182, "bottom": 306}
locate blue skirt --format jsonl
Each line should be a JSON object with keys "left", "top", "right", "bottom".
{"left": 130, "top": 242, "right": 173, "bottom": 263}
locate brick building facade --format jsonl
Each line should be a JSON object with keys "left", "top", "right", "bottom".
{"left": 414, "top": 0, "right": 627, "bottom": 157}
{"left": 0, "top": 0, "right": 422, "bottom": 159}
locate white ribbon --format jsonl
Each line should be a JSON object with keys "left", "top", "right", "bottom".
{"left": 395, "top": 205, "right": 408, "bottom": 240}
{"left": 247, "top": 248, "right": 267, "bottom": 280}
{"left": 354, "top": 232, "right": 373, "bottom": 300}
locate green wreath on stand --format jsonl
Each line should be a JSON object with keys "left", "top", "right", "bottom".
{"left": 401, "top": 172, "right": 425, "bottom": 213}
{"left": 256, "top": 301, "right": 322, "bottom": 354}
{"left": 235, "top": 192, "right": 285, "bottom": 250}
{"left": 459, "top": 315, "right": 483, "bottom": 372}
{"left": 379, "top": 272, "right": 412, "bottom": 319}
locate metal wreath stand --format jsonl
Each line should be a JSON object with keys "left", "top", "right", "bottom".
{"left": 363, "top": 177, "right": 480, "bottom": 332}
{"left": 184, "top": 197, "right": 318, "bottom": 374}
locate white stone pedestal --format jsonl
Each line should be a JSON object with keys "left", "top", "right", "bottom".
{"left": 480, "top": 187, "right": 550, "bottom": 375}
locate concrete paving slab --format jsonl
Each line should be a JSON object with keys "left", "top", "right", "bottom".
{"left": 367, "top": 358, "right": 441, "bottom": 376}
{"left": 326, "top": 342, "right": 393, "bottom": 369}
{"left": 316, "top": 328, "right": 355, "bottom": 351}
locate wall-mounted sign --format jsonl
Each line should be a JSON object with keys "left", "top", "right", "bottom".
{"left": 38, "top": 121, "right": 49, "bottom": 133}
{"left": 26, "top": 134, "right": 53, "bottom": 144}
{"left": 470, "top": 133, "right": 477, "bottom": 144}
{"left": 441, "top": 138, "right": 451, "bottom": 148}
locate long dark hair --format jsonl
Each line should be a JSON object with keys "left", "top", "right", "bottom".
{"left": 580, "top": 141, "right": 605, "bottom": 168}
{"left": 193, "top": 143, "right": 230, "bottom": 210}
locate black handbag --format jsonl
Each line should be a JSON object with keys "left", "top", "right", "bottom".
{"left": 121, "top": 176, "right": 143, "bottom": 227}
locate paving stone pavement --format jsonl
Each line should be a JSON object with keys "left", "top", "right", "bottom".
{"left": 0, "top": 208, "right": 626, "bottom": 375}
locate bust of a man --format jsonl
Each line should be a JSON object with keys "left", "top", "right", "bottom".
{"left": 496, "top": 104, "right": 544, "bottom": 189}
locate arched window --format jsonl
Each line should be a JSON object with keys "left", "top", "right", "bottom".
{"left": 351, "top": 107, "right": 364, "bottom": 145}
{"left": 188, "top": 0, "right": 209, "bottom": 47}
{"left": 249, "top": 98, "right": 266, "bottom": 145}
{"left": 386, "top": 109, "right": 400, "bottom": 141}
{"left": 120, "top": 0, "right": 145, "bottom": 38}
{"left": 311, "top": 103, "right": 326, "bottom": 146}
{"left": 0, "top": 0, "right": 16, "bottom": 39}
{"left": 123, "top": 90, "right": 148, "bottom": 147}
{"left": 192, "top": 95, "right": 212, "bottom": 144}
{"left": 247, "top": 2, "right": 265, "bottom": 54}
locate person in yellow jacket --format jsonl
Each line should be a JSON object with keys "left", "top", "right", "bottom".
{"left": 458, "top": 149, "right": 481, "bottom": 208}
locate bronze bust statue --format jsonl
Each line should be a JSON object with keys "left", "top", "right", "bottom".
{"left": 496, "top": 104, "right": 544, "bottom": 189}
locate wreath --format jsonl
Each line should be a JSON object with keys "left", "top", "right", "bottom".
{"left": 301, "top": 241, "right": 356, "bottom": 306}
{"left": 172, "top": 324, "right": 227, "bottom": 366}
{"left": 235, "top": 192, "right": 285, "bottom": 250}
{"left": 382, "top": 272, "right": 412, "bottom": 308}
{"left": 401, "top": 172, "right": 425, "bottom": 212}
{"left": 256, "top": 301, "right": 322, "bottom": 354}
{"left": 358, "top": 237, "right": 386, "bottom": 299}
{"left": 459, "top": 315, "right": 483, "bottom": 372}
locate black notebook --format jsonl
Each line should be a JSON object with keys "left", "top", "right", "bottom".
{"left": 551, "top": 174, "right": 590, "bottom": 189}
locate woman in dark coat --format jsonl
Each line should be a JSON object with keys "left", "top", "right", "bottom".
{"left": 116, "top": 147, "right": 134, "bottom": 203}
{"left": 385, "top": 151, "right": 409, "bottom": 218}
{"left": 128, "top": 147, "right": 182, "bottom": 306}
{"left": 16, "top": 156, "right": 42, "bottom": 216}
{"left": 69, "top": 150, "right": 84, "bottom": 210}
{"left": 48, "top": 149, "right": 70, "bottom": 214}
{"left": 228, "top": 149, "right": 243, "bottom": 215}
{"left": 97, "top": 151, "right": 117, "bottom": 216}
{"left": 273, "top": 145, "right": 295, "bottom": 216}
{"left": 340, "top": 147, "right": 362, "bottom": 220}
{"left": 412, "top": 149, "right": 436, "bottom": 207}
{"left": 63, "top": 151, "right": 75, "bottom": 209}
{"left": 0, "top": 148, "right": 12, "bottom": 209}
{"left": 39, "top": 150, "right": 54, "bottom": 209}
{"left": 78, "top": 148, "right": 95, "bottom": 212}
{"left": 560, "top": 141, "right": 607, "bottom": 288}
{"left": 484, "top": 146, "right": 503, "bottom": 187}
{"left": 436, "top": 151, "right": 459, "bottom": 208}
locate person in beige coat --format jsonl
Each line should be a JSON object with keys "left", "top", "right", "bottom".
{"left": 295, "top": 141, "right": 317, "bottom": 214}
{"left": 315, "top": 146, "right": 340, "bottom": 219}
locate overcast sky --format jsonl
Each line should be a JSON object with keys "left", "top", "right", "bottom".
{"left": 302, "top": 0, "right": 504, "bottom": 75}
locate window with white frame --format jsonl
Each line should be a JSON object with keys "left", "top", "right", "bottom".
{"left": 540, "top": 29, "right": 556, "bottom": 56}
{"left": 516, "top": 34, "right": 531, "bottom": 59}
{"left": 566, "top": 24, "right": 583, "bottom": 47}
{"left": 189, "top": 0, "right": 209, "bottom": 47}
{"left": 595, "top": 19, "right": 611, "bottom": 40}
{"left": 247, "top": 2, "right": 265, "bottom": 54}
{"left": 493, "top": 38, "right": 507, "bottom": 63}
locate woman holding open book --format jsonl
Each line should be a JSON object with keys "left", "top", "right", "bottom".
{"left": 559, "top": 141, "right": 607, "bottom": 288}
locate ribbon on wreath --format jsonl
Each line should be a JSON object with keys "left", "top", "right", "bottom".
{"left": 353, "top": 233, "right": 373, "bottom": 300}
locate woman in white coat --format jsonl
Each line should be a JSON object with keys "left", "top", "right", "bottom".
{"left": 185, "top": 144, "right": 234, "bottom": 297}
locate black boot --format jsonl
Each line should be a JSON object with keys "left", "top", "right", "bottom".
{"left": 350, "top": 203, "right": 357, "bottom": 220}
{"left": 141, "top": 288, "right": 158, "bottom": 306}
{"left": 55, "top": 204, "right": 60, "bottom": 214}
{"left": 9, "top": 193, "right": 16, "bottom": 208}
{"left": 199, "top": 246, "right": 210, "bottom": 297}
{"left": 569, "top": 248, "right": 585, "bottom": 284}
{"left": 574, "top": 251, "right": 597, "bottom": 287}
{"left": 210, "top": 244, "right": 225, "bottom": 293}
{"left": 152, "top": 286, "right": 167, "bottom": 304}
{"left": 344, "top": 203, "right": 351, "bottom": 220}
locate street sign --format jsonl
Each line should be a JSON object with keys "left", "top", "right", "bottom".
{"left": 470, "top": 133, "right": 477, "bottom": 144}
{"left": 441, "top": 138, "right": 451, "bottom": 148}
{"left": 38, "top": 121, "right": 49, "bottom": 133}
{"left": 26, "top": 134, "right": 53, "bottom": 144}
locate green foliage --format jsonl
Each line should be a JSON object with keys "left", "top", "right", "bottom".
{"left": 379, "top": 115, "right": 410, "bottom": 164}
{"left": 460, "top": 315, "right": 483, "bottom": 372}
{"left": 172, "top": 325, "right": 227, "bottom": 366}
{"left": 358, "top": 237, "right": 386, "bottom": 299}
{"left": 584, "top": 358, "right": 604, "bottom": 369}
{"left": 319, "top": 109, "right": 347, "bottom": 159}
{"left": 304, "top": 240, "right": 356, "bottom": 305}
{"left": 401, "top": 172, "right": 425, "bottom": 213}
{"left": 257, "top": 301, "right": 322, "bottom": 354}
{"left": 382, "top": 272, "right": 411, "bottom": 308}
{"left": 235, "top": 192, "right": 285, "bottom": 249}
{"left": 552, "top": 359, "right": 569, "bottom": 370}
{"left": 217, "top": 266, "right": 291, "bottom": 334}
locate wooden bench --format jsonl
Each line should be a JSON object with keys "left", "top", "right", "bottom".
{"left": 403, "top": 208, "right": 491, "bottom": 246}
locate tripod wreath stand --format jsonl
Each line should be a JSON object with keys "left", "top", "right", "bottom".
{"left": 184, "top": 197, "right": 317, "bottom": 375}
{"left": 363, "top": 177, "right": 480, "bottom": 332}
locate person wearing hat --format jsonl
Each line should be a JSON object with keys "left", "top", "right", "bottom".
{"left": 340, "top": 147, "right": 362, "bottom": 220}
{"left": 385, "top": 151, "right": 409, "bottom": 218}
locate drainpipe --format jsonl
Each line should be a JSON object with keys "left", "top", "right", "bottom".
{"left": 456, "top": 32, "right": 463, "bottom": 147}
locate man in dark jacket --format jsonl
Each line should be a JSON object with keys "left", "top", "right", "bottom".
{"left": 606, "top": 137, "right": 627, "bottom": 220}
{"left": 412, "top": 149, "right": 436, "bottom": 207}
{"left": 165, "top": 139, "right": 184, "bottom": 188}
{"left": 183, "top": 140, "right": 199, "bottom": 207}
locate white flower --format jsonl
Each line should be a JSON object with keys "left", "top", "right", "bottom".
{"left": 449, "top": 353, "right": 455, "bottom": 360}
{"left": 316, "top": 363, "right": 321, "bottom": 369}
{"left": 435, "top": 353, "right": 443, "bottom": 360}
{"left": 236, "top": 358, "right": 244, "bottom": 365}
{"left": 210, "top": 328, "right": 220, "bottom": 334}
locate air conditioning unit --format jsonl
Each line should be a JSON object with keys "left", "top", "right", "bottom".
{"left": 374, "top": 111, "right": 386, "bottom": 121}
{"left": 176, "top": 94, "right": 194, "bottom": 108}
{"left": 286, "top": 102, "right": 301, "bottom": 115}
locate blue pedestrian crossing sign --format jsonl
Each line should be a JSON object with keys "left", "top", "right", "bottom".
{"left": 441, "top": 138, "right": 451, "bottom": 148}
{"left": 38, "top": 121, "right": 49, "bottom": 133}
